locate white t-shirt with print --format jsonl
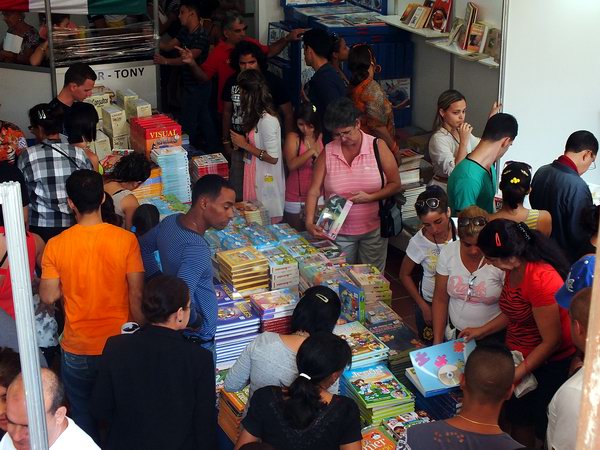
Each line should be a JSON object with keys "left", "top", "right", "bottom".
{"left": 406, "top": 229, "right": 453, "bottom": 302}
{"left": 436, "top": 240, "right": 505, "bottom": 331}
{"left": 0, "top": 417, "right": 99, "bottom": 450}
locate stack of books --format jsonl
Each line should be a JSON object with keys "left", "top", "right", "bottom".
{"left": 130, "top": 114, "right": 182, "bottom": 158}
{"left": 402, "top": 183, "right": 427, "bottom": 220}
{"left": 299, "top": 260, "right": 353, "bottom": 295}
{"left": 404, "top": 378, "right": 463, "bottom": 420}
{"left": 345, "top": 265, "right": 393, "bottom": 305}
{"left": 360, "top": 425, "right": 397, "bottom": 449}
{"left": 367, "top": 319, "right": 425, "bottom": 379}
{"left": 132, "top": 166, "right": 162, "bottom": 201}
{"left": 249, "top": 288, "right": 300, "bottom": 334}
{"left": 239, "top": 223, "right": 278, "bottom": 250}
{"left": 150, "top": 146, "right": 192, "bottom": 203}
{"left": 189, "top": 153, "right": 229, "bottom": 182}
{"left": 301, "top": 233, "right": 347, "bottom": 264}
{"left": 365, "top": 300, "right": 401, "bottom": 325}
{"left": 234, "top": 201, "right": 270, "bottom": 225}
{"left": 280, "top": 237, "right": 319, "bottom": 260}
{"left": 341, "top": 364, "right": 415, "bottom": 426}
{"left": 216, "top": 247, "right": 270, "bottom": 297}
{"left": 218, "top": 387, "right": 249, "bottom": 442}
{"left": 381, "top": 410, "right": 434, "bottom": 443}
{"left": 267, "top": 223, "right": 298, "bottom": 242}
{"left": 215, "top": 300, "right": 260, "bottom": 369}
{"left": 259, "top": 246, "right": 300, "bottom": 290}
{"left": 214, "top": 283, "right": 245, "bottom": 305}
{"left": 398, "top": 148, "right": 424, "bottom": 185}
{"left": 333, "top": 321, "right": 389, "bottom": 368}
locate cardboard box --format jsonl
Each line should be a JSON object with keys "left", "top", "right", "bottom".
{"left": 116, "top": 88, "right": 138, "bottom": 113}
{"left": 126, "top": 98, "right": 152, "bottom": 119}
{"left": 102, "top": 104, "right": 127, "bottom": 136}
{"left": 92, "top": 130, "right": 112, "bottom": 161}
{"left": 105, "top": 127, "right": 130, "bottom": 150}
{"left": 84, "top": 93, "right": 111, "bottom": 116}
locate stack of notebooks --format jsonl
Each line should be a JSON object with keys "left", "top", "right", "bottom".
{"left": 218, "top": 387, "right": 249, "bottom": 442}
{"left": 259, "top": 246, "right": 300, "bottom": 290}
{"left": 381, "top": 410, "right": 434, "bottom": 443}
{"left": 189, "top": 153, "right": 229, "bottom": 182}
{"left": 150, "top": 146, "right": 192, "bottom": 203}
{"left": 360, "top": 425, "right": 396, "bottom": 450}
{"left": 333, "top": 321, "right": 389, "bottom": 368}
{"left": 341, "top": 364, "right": 415, "bottom": 426}
{"left": 132, "top": 166, "right": 162, "bottom": 201}
{"left": 345, "top": 265, "right": 393, "bottom": 305}
{"left": 130, "top": 114, "right": 182, "bottom": 158}
{"left": 249, "top": 287, "right": 300, "bottom": 334}
{"left": 402, "top": 183, "right": 427, "bottom": 220}
{"left": 216, "top": 247, "right": 270, "bottom": 297}
{"left": 235, "top": 201, "right": 270, "bottom": 226}
{"left": 215, "top": 300, "right": 260, "bottom": 369}
{"left": 367, "top": 318, "right": 425, "bottom": 379}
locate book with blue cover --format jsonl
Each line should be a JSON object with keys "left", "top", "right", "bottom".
{"left": 408, "top": 338, "right": 476, "bottom": 396}
{"left": 338, "top": 280, "right": 366, "bottom": 323}
{"left": 216, "top": 301, "right": 260, "bottom": 331}
{"left": 214, "top": 284, "right": 244, "bottom": 306}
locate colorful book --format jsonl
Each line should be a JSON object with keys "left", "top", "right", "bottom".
{"left": 361, "top": 425, "right": 396, "bottom": 449}
{"left": 428, "top": 0, "right": 452, "bottom": 31}
{"left": 460, "top": 1, "right": 479, "bottom": 50}
{"left": 466, "top": 21, "right": 488, "bottom": 53}
{"left": 214, "top": 284, "right": 244, "bottom": 306}
{"left": 408, "top": 338, "right": 476, "bottom": 396}
{"left": 367, "top": 319, "right": 424, "bottom": 359}
{"left": 344, "top": 364, "right": 413, "bottom": 408}
{"left": 334, "top": 321, "right": 388, "bottom": 360}
{"left": 217, "top": 247, "right": 268, "bottom": 271}
{"left": 249, "top": 288, "right": 299, "bottom": 314}
{"left": 382, "top": 410, "right": 433, "bottom": 441}
{"left": 216, "top": 301, "right": 260, "bottom": 330}
{"left": 316, "top": 195, "right": 353, "bottom": 240}
{"left": 339, "top": 281, "right": 366, "bottom": 323}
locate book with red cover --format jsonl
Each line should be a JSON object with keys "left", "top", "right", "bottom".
{"left": 428, "top": 0, "right": 452, "bottom": 31}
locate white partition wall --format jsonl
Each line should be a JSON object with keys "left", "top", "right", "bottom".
{"left": 502, "top": 0, "right": 600, "bottom": 184}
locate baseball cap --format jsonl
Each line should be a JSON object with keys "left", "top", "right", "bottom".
{"left": 555, "top": 255, "right": 595, "bottom": 308}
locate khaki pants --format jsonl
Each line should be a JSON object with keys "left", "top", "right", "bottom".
{"left": 335, "top": 227, "right": 388, "bottom": 273}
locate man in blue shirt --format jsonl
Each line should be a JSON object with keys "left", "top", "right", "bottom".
{"left": 140, "top": 175, "right": 235, "bottom": 356}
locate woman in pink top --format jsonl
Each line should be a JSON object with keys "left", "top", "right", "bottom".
{"left": 283, "top": 103, "right": 324, "bottom": 230}
{"left": 305, "top": 97, "right": 401, "bottom": 272}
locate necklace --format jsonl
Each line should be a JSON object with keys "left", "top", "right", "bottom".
{"left": 456, "top": 414, "right": 500, "bottom": 429}
{"left": 293, "top": 331, "right": 309, "bottom": 337}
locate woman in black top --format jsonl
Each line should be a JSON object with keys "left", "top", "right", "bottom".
{"left": 91, "top": 275, "right": 217, "bottom": 450}
{"left": 235, "top": 332, "right": 362, "bottom": 450}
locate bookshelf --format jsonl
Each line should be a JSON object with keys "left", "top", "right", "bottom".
{"left": 377, "top": 14, "right": 449, "bottom": 38}
{"left": 425, "top": 40, "right": 499, "bottom": 69}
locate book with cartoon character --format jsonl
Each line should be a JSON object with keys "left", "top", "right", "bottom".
{"left": 334, "top": 321, "right": 389, "bottom": 364}
{"left": 216, "top": 301, "right": 260, "bottom": 331}
{"left": 338, "top": 281, "right": 366, "bottom": 323}
{"left": 360, "top": 425, "right": 396, "bottom": 450}
{"left": 344, "top": 364, "right": 414, "bottom": 408}
{"left": 316, "top": 194, "right": 353, "bottom": 240}
{"left": 408, "top": 338, "right": 476, "bottom": 396}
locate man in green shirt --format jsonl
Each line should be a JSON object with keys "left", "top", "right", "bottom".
{"left": 448, "top": 113, "right": 518, "bottom": 214}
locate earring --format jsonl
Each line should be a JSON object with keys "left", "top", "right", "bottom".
{"left": 178, "top": 319, "right": 183, "bottom": 323}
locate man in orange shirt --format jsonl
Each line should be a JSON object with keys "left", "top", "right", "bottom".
{"left": 40, "top": 169, "right": 144, "bottom": 443}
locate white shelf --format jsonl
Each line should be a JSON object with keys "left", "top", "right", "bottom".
{"left": 426, "top": 40, "right": 499, "bottom": 69}
{"left": 377, "top": 15, "right": 449, "bottom": 38}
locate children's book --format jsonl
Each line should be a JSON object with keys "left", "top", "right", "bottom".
{"left": 382, "top": 410, "right": 433, "bottom": 441}
{"left": 249, "top": 288, "right": 299, "bottom": 314}
{"left": 217, "top": 247, "right": 268, "bottom": 271}
{"left": 364, "top": 301, "right": 400, "bottom": 325}
{"left": 361, "top": 425, "right": 396, "bottom": 450}
{"left": 339, "top": 281, "right": 366, "bottom": 323}
{"left": 344, "top": 364, "right": 413, "bottom": 408}
{"left": 316, "top": 195, "right": 353, "bottom": 240}
{"left": 334, "top": 321, "right": 388, "bottom": 359}
{"left": 408, "top": 338, "right": 476, "bottom": 396}
{"left": 367, "top": 319, "right": 424, "bottom": 359}
{"left": 214, "top": 283, "right": 244, "bottom": 306}
{"left": 216, "top": 301, "right": 260, "bottom": 330}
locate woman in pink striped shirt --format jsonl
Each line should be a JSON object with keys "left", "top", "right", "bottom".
{"left": 304, "top": 97, "right": 401, "bottom": 271}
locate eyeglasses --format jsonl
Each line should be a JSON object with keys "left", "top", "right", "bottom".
{"left": 415, "top": 198, "right": 440, "bottom": 212}
{"left": 332, "top": 126, "right": 356, "bottom": 140}
{"left": 466, "top": 275, "right": 477, "bottom": 302}
{"left": 458, "top": 216, "right": 487, "bottom": 227}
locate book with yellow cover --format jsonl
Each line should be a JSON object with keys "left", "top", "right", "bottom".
{"left": 217, "top": 246, "right": 268, "bottom": 271}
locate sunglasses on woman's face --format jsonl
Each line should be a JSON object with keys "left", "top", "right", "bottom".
{"left": 415, "top": 198, "right": 440, "bottom": 211}
{"left": 458, "top": 216, "right": 487, "bottom": 227}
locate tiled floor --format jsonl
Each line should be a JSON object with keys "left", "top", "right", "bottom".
{"left": 384, "top": 245, "right": 417, "bottom": 332}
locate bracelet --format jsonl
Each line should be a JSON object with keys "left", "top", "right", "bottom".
{"left": 222, "top": 140, "right": 231, "bottom": 144}
{"left": 258, "top": 150, "right": 265, "bottom": 161}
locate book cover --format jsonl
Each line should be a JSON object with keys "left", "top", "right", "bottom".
{"left": 344, "top": 364, "right": 413, "bottom": 408}
{"left": 316, "top": 195, "right": 353, "bottom": 240}
{"left": 484, "top": 27, "right": 501, "bottom": 62}
{"left": 334, "top": 321, "right": 388, "bottom": 358}
{"left": 214, "top": 283, "right": 244, "bottom": 306}
{"left": 408, "top": 6, "right": 431, "bottom": 29}
{"left": 365, "top": 301, "right": 399, "bottom": 325}
{"left": 460, "top": 1, "right": 479, "bottom": 50}
{"left": 249, "top": 288, "right": 299, "bottom": 313}
{"left": 367, "top": 320, "right": 424, "bottom": 359}
{"left": 382, "top": 410, "right": 433, "bottom": 441}
{"left": 216, "top": 301, "right": 260, "bottom": 328}
{"left": 400, "top": 3, "right": 420, "bottom": 24}
{"left": 409, "top": 338, "right": 476, "bottom": 394}
{"left": 428, "top": 0, "right": 452, "bottom": 31}
{"left": 339, "top": 281, "right": 366, "bottom": 323}
{"left": 447, "top": 17, "right": 463, "bottom": 44}
{"left": 347, "top": 265, "right": 390, "bottom": 288}
{"left": 466, "top": 21, "right": 487, "bottom": 53}
{"left": 217, "top": 247, "right": 268, "bottom": 271}
{"left": 361, "top": 425, "right": 396, "bottom": 450}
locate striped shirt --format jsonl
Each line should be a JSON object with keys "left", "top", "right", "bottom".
{"left": 500, "top": 262, "right": 574, "bottom": 361}
{"left": 323, "top": 131, "right": 381, "bottom": 235}
{"left": 139, "top": 214, "right": 217, "bottom": 342}
{"left": 18, "top": 140, "right": 92, "bottom": 228}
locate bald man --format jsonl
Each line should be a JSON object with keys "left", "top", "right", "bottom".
{"left": 0, "top": 369, "right": 98, "bottom": 450}
{"left": 405, "top": 345, "right": 522, "bottom": 449}
{"left": 547, "top": 287, "right": 592, "bottom": 450}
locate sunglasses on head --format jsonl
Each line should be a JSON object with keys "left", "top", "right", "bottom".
{"left": 415, "top": 198, "right": 440, "bottom": 212}
{"left": 458, "top": 216, "right": 487, "bottom": 227}
{"left": 503, "top": 160, "right": 532, "bottom": 171}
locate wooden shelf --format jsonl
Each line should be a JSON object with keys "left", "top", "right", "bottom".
{"left": 377, "top": 14, "right": 449, "bottom": 38}
{"left": 426, "top": 39, "right": 499, "bottom": 69}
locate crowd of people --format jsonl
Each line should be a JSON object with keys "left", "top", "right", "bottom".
{"left": 0, "top": 1, "right": 598, "bottom": 450}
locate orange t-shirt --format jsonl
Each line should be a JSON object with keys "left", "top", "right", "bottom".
{"left": 41, "top": 223, "right": 144, "bottom": 355}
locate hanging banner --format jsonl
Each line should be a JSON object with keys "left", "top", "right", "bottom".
{"left": 0, "top": 0, "right": 147, "bottom": 15}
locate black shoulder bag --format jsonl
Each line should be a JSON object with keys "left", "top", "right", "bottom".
{"left": 373, "top": 139, "right": 403, "bottom": 238}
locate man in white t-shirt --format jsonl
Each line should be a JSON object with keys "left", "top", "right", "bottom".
{"left": 546, "top": 287, "right": 591, "bottom": 450}
{"left": 0, "top": 369, "right": 99, "bottom": 450}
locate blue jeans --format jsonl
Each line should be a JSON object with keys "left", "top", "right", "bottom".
{"left": 179, "top": 82, "right": 218, "bottom": 152}
{"left": 60, "top": 350, "right": 101, "bottom": 443}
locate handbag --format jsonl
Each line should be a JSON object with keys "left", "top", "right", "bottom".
{"left": 373, "top": 139, "right": 403, "bottom": 238}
